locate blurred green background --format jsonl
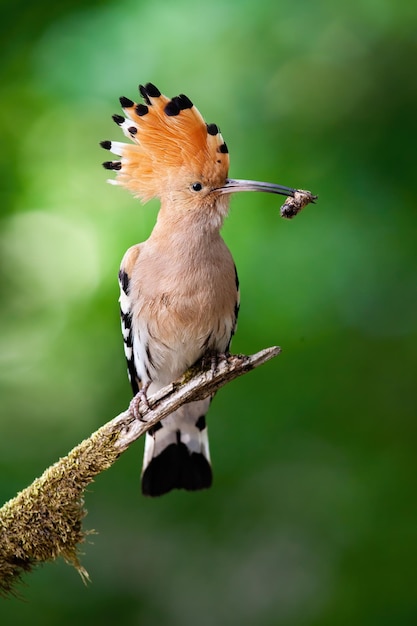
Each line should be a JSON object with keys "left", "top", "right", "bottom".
{"left": 1, "top": 0, "right": 416, "bottom": 624}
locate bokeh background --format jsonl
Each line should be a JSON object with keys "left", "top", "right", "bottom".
{"left": 1, "top": 0, "right": 416, "bottom": 624}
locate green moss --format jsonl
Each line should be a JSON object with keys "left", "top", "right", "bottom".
{"left": 0, "top": 427, "right": 121, "bottom": 596}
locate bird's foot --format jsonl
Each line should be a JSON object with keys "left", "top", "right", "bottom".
{"left": 201, "top": 351, "right": 230, "bottom": 375}
{"left": 129, "top": 381, "right": 151, "bottom": 421}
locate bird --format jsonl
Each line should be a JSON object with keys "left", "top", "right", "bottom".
{"left": 101, "top": 82, "right": 303, "bottom": 496}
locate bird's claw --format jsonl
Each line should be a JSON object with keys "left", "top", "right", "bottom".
{"left": 129, "top": 382, "right": 151, "bottom": 421}
{"left": 201, "top": 351, "right": 229, "bottom": 375}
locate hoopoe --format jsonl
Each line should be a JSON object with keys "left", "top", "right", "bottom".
{"left": 101, "top": 82, "right": 314, "bottom": 496}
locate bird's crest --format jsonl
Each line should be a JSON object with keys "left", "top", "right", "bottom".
{"left": 101, "top": 83, "right": 230, "bottom": 202}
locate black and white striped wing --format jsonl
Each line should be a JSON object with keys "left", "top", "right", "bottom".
{"left": 118, "top": 245, "right": 141, "bottom": 395}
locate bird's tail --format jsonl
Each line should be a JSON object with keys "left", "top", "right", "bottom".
{"left": 141, "top": 398, "right": 212, "bottom": 496}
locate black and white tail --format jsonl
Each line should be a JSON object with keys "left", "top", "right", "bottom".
{"left": 141, "top": 399, "right": 212, "bottom": 496}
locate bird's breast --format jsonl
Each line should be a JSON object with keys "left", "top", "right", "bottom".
{"left": 130, "top": 238, "right": 238, "bottom": 383}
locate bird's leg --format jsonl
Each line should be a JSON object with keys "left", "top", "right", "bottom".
{"left": 201, "top": 350, "right": 230, "bottom": 376}
{"left": 129, "top": 380, "right": 151, "bottom": 421}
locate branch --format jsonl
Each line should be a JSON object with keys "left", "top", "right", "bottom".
{"left": 0, "top": 347, "right": 280, "bottom": 596}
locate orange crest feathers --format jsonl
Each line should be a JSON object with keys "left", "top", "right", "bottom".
{"left": 101, "top": 83, "right": 230, "bottom": 202}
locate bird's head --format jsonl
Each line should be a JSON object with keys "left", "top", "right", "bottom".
{"left": 101, "top": 83, "right": 228, "bottom": 203}
{"left": 101, "top": 83, "right": 314, "bottom": 225}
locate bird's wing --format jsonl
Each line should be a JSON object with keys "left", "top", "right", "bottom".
{"left": 118, "top": 244, "right": 141, "bottom": 395}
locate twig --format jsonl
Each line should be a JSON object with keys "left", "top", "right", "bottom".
{"left": 0, "top": 347, "right": 280, "bottom": 596}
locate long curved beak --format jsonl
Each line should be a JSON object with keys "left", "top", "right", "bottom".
{"left": 217, "top": 178, "right": 318, "bottom": 219}
{"left": 218, "top": 178, "right": 297, "bottom": 197}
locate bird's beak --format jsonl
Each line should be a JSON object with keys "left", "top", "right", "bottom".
{"left": 217, "top": 178, "right": 296, "bottom": 198}
{"left": 216, "top": 178, "right": 318, "bottom": 218}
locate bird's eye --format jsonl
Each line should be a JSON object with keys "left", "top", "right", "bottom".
{"left": 191, "top": 182, "right": 203, "bottom": 192}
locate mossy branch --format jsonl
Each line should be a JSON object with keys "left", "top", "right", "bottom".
{"left": 0, "top": 347, "right": 280, "bottom": 596}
